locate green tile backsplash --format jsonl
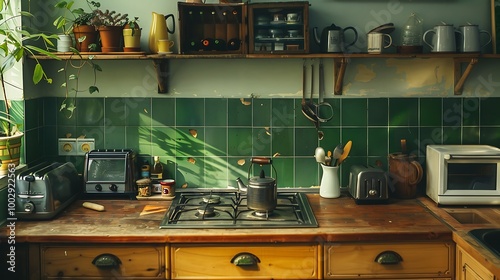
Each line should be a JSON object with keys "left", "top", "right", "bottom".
{"left": 23, "top": 96, "right": 500, "bottom": 189}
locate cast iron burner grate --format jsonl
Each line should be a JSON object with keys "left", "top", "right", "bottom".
{"left": 159, "top": 190, "right": 318, "bottom": 229}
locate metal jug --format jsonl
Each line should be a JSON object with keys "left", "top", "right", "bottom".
{"left": 149, "top": 12, "right": 176, "bottom": 53}
{"left": 313, "top": 23, "right": 358, "bottom": 53}
{"left": 423, "top": 24, "right": 461, "bottom": 52}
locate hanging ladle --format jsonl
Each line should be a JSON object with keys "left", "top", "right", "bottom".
{"left": 301, "top": 61, "right": 324, "bottom": 140}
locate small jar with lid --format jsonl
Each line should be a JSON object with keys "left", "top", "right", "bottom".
{"left": 136, "top": 178, "right": 152, "bottom": 197}
{"left": 160, "top": 179, "right": 175, "bottom": 197}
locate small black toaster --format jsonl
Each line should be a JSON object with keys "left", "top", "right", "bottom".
{"left": 348, "top": 165, "right": 389, "bottom": 204}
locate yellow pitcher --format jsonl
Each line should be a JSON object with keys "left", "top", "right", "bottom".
{"left": 149, "top": 12, "right": 176, "bottom": 53}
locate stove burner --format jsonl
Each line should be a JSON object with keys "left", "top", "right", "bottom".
{"left": 252, "top": 210, "right": 274, "bottom": 218}
{"left": 202, "top": 195, "right": 221, "bottom": 204}
{"left": 195, "top": 206, "right": 218, "bottom": 218}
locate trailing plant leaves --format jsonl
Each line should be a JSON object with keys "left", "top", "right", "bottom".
{"left": 33, "top": 64, "right": 43, "bottom": 84}
{"left": 89, "top": 86, "right": 99, "bottom": 94}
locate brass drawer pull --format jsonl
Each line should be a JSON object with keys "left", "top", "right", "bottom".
{"left": 92, "top": 253, "right": 122, "bottom": 269}
{"left": 374, "top": 250, "right": 403, "bottom": 265}
{"left": 231, "top": 252, "right": 260, "bottom": 266}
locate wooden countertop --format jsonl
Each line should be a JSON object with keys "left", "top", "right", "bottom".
{"left": 3, "top": 193, "right": 451, "bottom": 244}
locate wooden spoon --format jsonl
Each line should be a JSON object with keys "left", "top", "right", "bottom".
{"left": 336, "top": 140, "right": 352, "bottom": 166}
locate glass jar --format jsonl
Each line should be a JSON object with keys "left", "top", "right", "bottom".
{"left": 399, "top": 12, "right": 423, "bottom": 53}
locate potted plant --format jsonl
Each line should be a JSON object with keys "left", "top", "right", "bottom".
{"left": 1, "top": 0, "right": 60, "bottom": 174}
{"left": 123, "top": 17, "right": 141, "bottom": 52}
{"left": 91, "top": 9, "right": 128, "bottom": 52}
{"left": 54, "top": 0, "right": 101, "bottom": 52}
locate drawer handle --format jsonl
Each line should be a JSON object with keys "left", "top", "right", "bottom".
{"left": 92, "top": 253, "right": 122, "bottom": 269}
{"left": 231, "top": 252, "right": 260, "bottom": 266}
{"left": 375, "top": 251, "right": 403, "bottom": 265}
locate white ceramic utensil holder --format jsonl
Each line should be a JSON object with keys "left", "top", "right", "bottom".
{"left": 320, "top": 165, "right": 340, "bottom": 198}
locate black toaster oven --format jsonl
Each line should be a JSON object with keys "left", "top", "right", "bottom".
{"left": 83, "top": 149, "right": 137, "bottom": 196}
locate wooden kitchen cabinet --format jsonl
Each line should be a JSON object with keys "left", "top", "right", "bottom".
{"left": 324, "top": 241, "right": 454, "bottom": 279}
{"left": 170, "top": 243, "right": 320, "bottom": 279}
{"left": 39, "top": 243, "right": 166, "bottom": 279}
{"left": 456, "top": 245, "right": 495, "bottom": 280}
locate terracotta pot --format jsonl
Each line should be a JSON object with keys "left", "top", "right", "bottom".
{"left": 73, "top": 25, "right": 98, "bottom": 52}
{"left": 98, "top": 25, "right": 124, "bottom": 52}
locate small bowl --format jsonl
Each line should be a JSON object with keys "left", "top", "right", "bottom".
{"left": 288, "top": 29, "right": 300, "bottom": 38}
{"left": 269, "top": 29, "right": 284, "bottom": 38}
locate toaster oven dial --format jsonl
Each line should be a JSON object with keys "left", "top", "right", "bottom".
{"left": 24, "top": 201, "right": 35, "bottom": 213}
{"left": 95, "top": 184, "right": 102, "bottom": 191}
{"left": 109, "top": 184, "right": 118, "bottom": 192}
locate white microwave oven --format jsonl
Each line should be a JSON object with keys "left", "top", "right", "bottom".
{"left": 426, "top": 145, "right": 500, "bottom": 205}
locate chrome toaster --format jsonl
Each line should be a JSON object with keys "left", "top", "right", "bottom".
{"left": 15, "top": 162, "right": 81, "bottom": 220}
{"left": 348, "top": 165, "right": 389, "bottom": 204}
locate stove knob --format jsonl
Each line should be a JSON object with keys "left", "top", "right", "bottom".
{"left": 109, "top": 184, "right": 118, "bottom": 192}
{"left": 24, "top": 201, "right": 35, "bottom": 213}
{"left": 95, "top": 184, "right": 102, "bottom": 192}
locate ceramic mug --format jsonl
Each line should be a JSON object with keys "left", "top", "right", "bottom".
{"left": 459, "top": 24, "right": 491, "bottom": 53}
{"left": 367, "top": 32, "right": 392, "bottom": 54}
{"left": 158, "top": 39, "right": 174, "bottom": 53}
{"left": 286, "top": 13, "right": 300, "bottom": 22}
{"left": 423, "top": 24, "right": 461, "bottom": 52}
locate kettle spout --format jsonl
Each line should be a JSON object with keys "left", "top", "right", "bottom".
{"left": 313, "top": 27, "right": 321, "bottom": 45}
{"left": 236, "top": 177, "right": 247, "bottom": 192}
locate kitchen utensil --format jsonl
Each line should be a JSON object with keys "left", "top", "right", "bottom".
{"left": 315, "top": 147, "right": 326, "bottom": 165}
{"left": 301, "top": 63, "right": 319, "bottom": 125}
{"left": 423, "top": 24, "right": 461, "bottom": 52}
{"left": 325, "top": 150, "right": 332, "bottom": 166}
{"left": 388, "top": 152, "right": 423, "bottom": 199}
{"left": 332, "top": 143, "right": 343, "bottom": 166}
{"left": 458, "top": 24, "right": 491, "bottom": 53}
{"left": 348, "top": 165, "right": 389, "bottom": 204}
{"left": 236, "top": 157, "right": 277, "bottom": 212}
{"left": 313, "top": 23, "right": 358, "bottom": 53}
{"left": 320, "top": 165, "right": 340, "bottom": 198}
{"left": 337, "top": 140, "right": 352, "bottom": 166}
{"left": 367, "top": 32, "right": 392, "bottom": 54}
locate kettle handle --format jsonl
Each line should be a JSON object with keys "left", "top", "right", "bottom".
{"left": 343, "top": 26, "right": 358, "bottom": 48}
{"left": 165, "top": 14, "right": 176, "bottom": 34}
{"left": 422, "top": 29, "right": 435, "bottom": 49}
{"left": 251, "top": 157, "right": 272, "bottom": 165}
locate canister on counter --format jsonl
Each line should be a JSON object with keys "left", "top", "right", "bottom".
{"left": 160, "top": 179, "right": 175, "bottom": 197}
{"left": 136, "top": 178, "right": 152, "bottom": 197}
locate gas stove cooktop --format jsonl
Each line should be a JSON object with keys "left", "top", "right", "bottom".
{"left": 159, "top": 190, "right": 318, "bottom": 229}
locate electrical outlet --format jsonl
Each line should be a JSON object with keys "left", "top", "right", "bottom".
{"left": 77, "top": 138, "right": 95, "bottom": 155}
{"left": 58, "top": 138, "right": 77, "bottom": 155}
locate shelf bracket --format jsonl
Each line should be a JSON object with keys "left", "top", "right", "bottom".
{"left": 153, "top": 59, "right": 170, "bottom": 94}
{"left": 454, "top": 57, "right": 478, "bottom": 95}
{"left": 334, "top": 57, "right": 348, "bottom": 95}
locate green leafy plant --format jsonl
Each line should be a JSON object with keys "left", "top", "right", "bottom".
{"left": 53, "top": 0, "right": 101, "bottom": 34}
{"left": 125, "top": 16, "right": 140, "bottom": 36}
{"left": 91, "top": 9, "right": 128, "bottom": 27}
{"left": 1, "top": 0, "right": 60, "bottom": 136}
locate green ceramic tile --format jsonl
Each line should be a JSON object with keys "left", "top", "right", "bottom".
{"left": 205, "top": 127, "right": 227, "bottom": 156}
{"left": 152, "top": 98, "right": 175, "bottom": 126}
{"left": 176, "top": 98, "right": 204, "bottom": 126}
{"left": 295, "top": 99, "right": 312, "bottom": 127}
{"left": 175, "top": 156, "right": 205, "bottom": 188}
{"left": 58, "top": 125, "right": 77, "bottom": 138}
{"left": 420, "top": 98, "right": 442, "bottom": 126}
{"left": 228, "top": 127, "right": 252, "bottom": 156}
{"left": 368, "top": 128, "right": 387, "bottom": 157}
{"left": 25, "top": 129, "right": 41, "bottom": 163}
{"left": 462, "top": 98, "right": 480, "bottom": 126}
{"left": 442, "top": 127, "right": 461, "bottom": 144}
{"left": 342, "top": 98, "right": 367, "bottom": 126}
{"left": 76, "top": 98, "right": 104, "bottom": 126}
{"left": 228, "top": 98, "right": 252, "bottom": 126}
{"left": 295, "top": 157, "right": 319, "bottom": 187}
{"left": 24, "top": 99, "right": 41, "bottom": 130}
{"left": 151, "top": 127, "right": 177, "bottom": 156}
{"left": 480, "top": 127, "right": 500, "bottom": 147}
{"left": 227, "top": 157, "right": 249, "bottom": 188}
{"left": 272, "top": 157, "right": 293, "bottom": 188}
{"left": 77, "top": 126, "right": 103, "bottom": 147}
{"left": 205, "top": 98, "right": 227, "bottom": 126}
{"left": 272, "top": 99, "right": 295, "bottom": 127}
{"left": 105, "top": 98, "right": 127, "bottom": 126}
{"left": 252, "top": 127, "right": 271, "bottom": 156}
{"left": 341, "top": 127, "right": 367, "bottom": 158}
{"left": 295, "top": 127, "right": 319, "bottom": 156}
{"left": 126, "top": 126, "right": 152, "bottom": 155}
{"left": 420, "top": 127, "right": 443, "bottom": 146}
{"left": 104, "top": 126, "right": 126, "bottom": 148}
{"left": 442, "top": 98, "right": 462, "bottom": 127}
{"left": 253, "top": 98, "right": 271, "bottom": 127}
{"left": 368, "top": 98, "right": 388, "bottom": 126}
{"left": 480, "top": 97, "right": 500, "bottom": 125}
{"left": 176, "top": 127, "right": 204, "bottom": 157}
{"left": 463, "top": 127, "right": 480, "bottom": 144}
{"left": 389, "top": 98, "right": 418, "bottom": 126}
{"left": 57, "top": 97, "right": 77, "bottom": 126}
{"left": 204, "top": 156, "right": 228, "bottom": 187}
{"left": 43, "top": 126, "right": 57, "bottom": 158}
{"left": 43, "top": 97, "right": 58, "bottom": 126}
{"left": 126, "top": 98, "right": 152, "bottom": 126}
{"left": 271, "top": 127, "right": 294, "bottom": 156}
{"left": 388, "top": 127, "right": 419, "bottom": 154}
{"left": 318, "top": 128, "right": 340, "bottom": 151}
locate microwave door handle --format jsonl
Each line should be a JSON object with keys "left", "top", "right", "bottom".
{"left": 445, "top": 154, "right": 500, "bottom": 160}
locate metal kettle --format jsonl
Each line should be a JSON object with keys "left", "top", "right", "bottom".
{"left": 236, "top": 157, "right": 277, "bottom": 212}
{"left": 313, "top": 23, "right": 358, "bottom": 53}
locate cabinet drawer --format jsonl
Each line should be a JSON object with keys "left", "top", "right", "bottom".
{"left": 324, "top": 242, "right": 454, "bottom": 279}
{"left": 40, "top": 244, "right": 166, "bottom": 279}
{"left": 171, "top": 243, "right": 319, "bottom": 279}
